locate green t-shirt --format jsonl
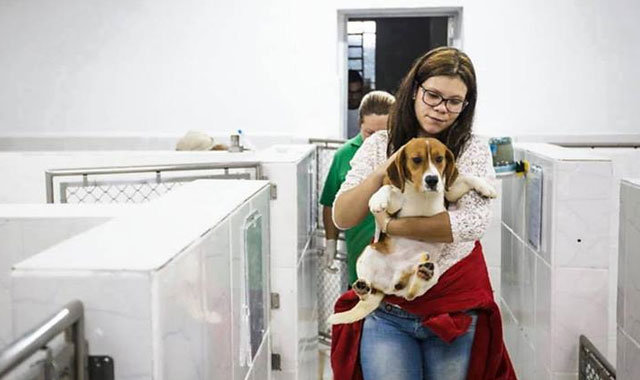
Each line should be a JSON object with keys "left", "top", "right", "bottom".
{"left": 319, "top": 134, "right": 375, "bottom": 284}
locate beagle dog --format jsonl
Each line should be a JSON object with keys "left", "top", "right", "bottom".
{"left": 328, "top": 137, "right": 496, "bottom": 325}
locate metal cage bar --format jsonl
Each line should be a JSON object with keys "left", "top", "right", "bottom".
{"left": 578, "top": 335, "right": 616, "bottom": 380}
{"left": 0, "top": 300, "right": 86, "bottom": 380}
{"left": 310, "top": 138, "right": 349, "bottom": 344}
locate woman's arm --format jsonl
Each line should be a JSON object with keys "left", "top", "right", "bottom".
{"left": 333, "top": 167, "right": 385, "bottom": 228}
{"left": 382, "top": 212, "right": 454, "bottom": 243}
{"left": 332, "top": 132, "right": 392, "bottom": 229}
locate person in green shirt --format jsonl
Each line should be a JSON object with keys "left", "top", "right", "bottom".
{"left": 320, "top": 90, "right": 396, "bottom": 284}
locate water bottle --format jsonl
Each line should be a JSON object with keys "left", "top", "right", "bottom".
{"left": 237, "top": 129, "right": 256, "bottom": 151}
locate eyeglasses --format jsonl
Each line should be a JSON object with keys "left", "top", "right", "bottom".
{"left": 418, "top": 84, "right": 468, "bottom": 114}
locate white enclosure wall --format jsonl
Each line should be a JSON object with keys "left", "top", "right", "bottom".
{"left": 1, "top": 0, "right": 639, "bottom": 138}
{"left": 0, "top": 205, "right": 125, "bottom": 347}
{"left": 11, "top": 181, "right": 272, "bottom": 380}
{"left": 501, "top": 143, "right": 617, "bottom": 379}
{"left": 618, "top": 178, "right": 640, "bottom": 380}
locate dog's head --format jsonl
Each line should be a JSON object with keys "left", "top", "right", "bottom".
{"left": 386, "top": 137, "right": 458, "bottom": 193}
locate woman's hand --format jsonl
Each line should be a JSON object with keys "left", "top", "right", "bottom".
{"left": 373, "top": 149, "right": 400, "bottom": 181}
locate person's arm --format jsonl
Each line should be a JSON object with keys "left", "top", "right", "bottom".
{"left": 320, "top": 155, "right": 346, "bottom": 273}
{"left": 444, "top": 137, "right": 495, "bottom": 243}
{"left": 323, "top": 206, "right": 339, "bottom": 240}
{"left": 333, "top": 166, "right": 385, "bottom": 229}
{"left": 332, "top": 133, "right": 386, "bottom": 229}
{"left": 379, "top": 212, "right": 454, "bottom": 243}
{"left": 322, "top": 206, "right": 340, "bottom": 273}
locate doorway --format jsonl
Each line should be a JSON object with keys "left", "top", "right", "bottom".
{"left": 339, "top": 8, "right": 463, "bottom": 138}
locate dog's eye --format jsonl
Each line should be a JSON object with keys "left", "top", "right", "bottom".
{"left": 435, "top": 156, "right": 444, "bottom": 163}
{"left": 412, "top": 157, "right": 422, "bottom": 164}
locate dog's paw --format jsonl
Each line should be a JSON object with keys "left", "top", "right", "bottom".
{"left": 368, "top": 186, "right": 391, "bottom": 213}
{"left": 475, "top": 181, "right": 497, "bottom": 199}
{"left": 417, "top": 262, "right": 435, "bottom": 281}
{"left": 352, "top": 279, "right": 371, "bottom": 296}
{"left": 368, "top": 194, "right": 388, "bottom": 213}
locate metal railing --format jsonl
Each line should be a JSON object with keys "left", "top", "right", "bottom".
{"left": 0, "top": 300, "right": 86, "bottom": 380}
{"left": 578, "top": 335, "right": 616, "bottom": 380}
{"left": 554, "top": 142, "right": 640, "bottom": 148}
{"left": 309, "top": 138, "right": 346, "bottom": 233}
{"left": 310, "top": 138, "right": 350, "bottom": 344}
{"left": 45, "top": 162, "right": 262, "bottom": 204}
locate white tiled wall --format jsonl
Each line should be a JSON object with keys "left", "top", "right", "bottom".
{"left": 572, "top": 148, "right": 640, "bottom": 362}
{"left": 13, "top": 271, "right": 155, "bottom": 379}
{"left": 481, "top": 181, "right": 502, "bottom": 299}
{"left": 617, "top": 178, "right": 640, "bottom": 380}
{"left": 0, "top": 134, "right": 306, "bottom": 152}
{"left": 500, "top": 145, "right": 615, "bottom": 379}
{"left": 261, "top": 146, "right": 319, "bottom": 380}
{"left": 2, "top": 143, "right": 318, "bottom": 380}
{"left": 0, "top": 215, "right": 110, "bottom": 347}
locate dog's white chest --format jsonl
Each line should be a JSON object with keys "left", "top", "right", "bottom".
{"left": 397, "top": 185, "right": 446, "bottom": 218}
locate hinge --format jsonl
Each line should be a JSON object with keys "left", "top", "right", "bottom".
{"left": 270, "top": 183, "right": 277, "bottom": 200}
{"left": 271, "top": 353, "right": 282, "bottom": 371}
{"left": 270, "top": 292, "right": 280, "bottom": 309}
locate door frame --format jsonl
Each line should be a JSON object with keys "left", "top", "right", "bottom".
{"left": 336, "top": 7, "right": 463, "bottom": 138}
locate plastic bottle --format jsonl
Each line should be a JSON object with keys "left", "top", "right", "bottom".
{"left": 237, "top": 129, "right": 256, "bottom": 151}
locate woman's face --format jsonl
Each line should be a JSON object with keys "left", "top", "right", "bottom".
{"left": 414, "top": 75, "right": 468, "bottom": 137}
{"left": 360, "top": 114, "right": 389, "bottom": 140}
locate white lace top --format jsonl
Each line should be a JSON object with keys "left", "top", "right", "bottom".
{"left": 334, "top": 130, "right": 496, "bottom": 273}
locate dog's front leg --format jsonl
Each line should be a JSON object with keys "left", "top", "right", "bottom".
{"left": 369, "top": 185, "right": 404, "bottom": 213}
{"left": 386, "top": 186, "right": 404, "bottom": 215}
{"left": 369, "top": 185, "right": 404, "bottom": 242}
{"left": 446, "top": 175, "right": 497, "bottom": 202}
{"left": 369, "top": 185, "right": 393, "bottom": 213}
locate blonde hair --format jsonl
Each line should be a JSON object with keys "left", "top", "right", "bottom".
{"left": 358, "top": 90, "right": 396, "bottom": 125}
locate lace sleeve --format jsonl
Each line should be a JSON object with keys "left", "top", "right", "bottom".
{"left": 334, "top": 131, "right": 388, "bottom": 201}
{"left": 448, "top": 135, "right": 496, "bottom": 242}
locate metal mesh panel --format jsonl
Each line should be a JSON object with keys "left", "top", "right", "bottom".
{"left": 60, "top": 174, "right": 249, "bottom": 204}
{"left": 310, "top": 138, "right": 349, "bottom": 345}
{"left": 47, "top": 164, "right": 259, "bottom": 204}
{"left": 317, "top": 254, "right": 349, "bottom": 342}
{"left": 62, "top": 178, "right": 185, "bottom": 204}
{"left": 579, "top": 335, "right": 616, "bottom": 380}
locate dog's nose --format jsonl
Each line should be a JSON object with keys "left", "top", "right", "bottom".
{"left": 425, "top": 175, "right": 439, "bottom": 188}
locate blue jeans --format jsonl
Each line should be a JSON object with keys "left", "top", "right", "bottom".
{"left": 360, "top": 303, "right": 477, "bottom": 380}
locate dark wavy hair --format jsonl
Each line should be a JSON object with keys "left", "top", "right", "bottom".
{"left": 387, "top": 47, "right": 477, "bottom": 159}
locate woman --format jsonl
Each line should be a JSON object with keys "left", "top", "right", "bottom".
{"left": 331, "top": 47, "right": 515, "bottom": 380}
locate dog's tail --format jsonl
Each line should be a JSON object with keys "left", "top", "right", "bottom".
{"left": 327, "top": 291, "right": 384, "bottom": 325}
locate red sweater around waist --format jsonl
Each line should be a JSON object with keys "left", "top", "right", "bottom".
{"left": 330, "top": 241, "right": 517, "bottom": 380}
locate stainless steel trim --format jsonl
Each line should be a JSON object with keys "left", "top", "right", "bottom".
{"left": 46, "top": 162, "right": 261, "bottom": 177}
{"left": 0, "top": 300, "right": 85, "bottom": 379}
{"left": 45, "top": 162, "right": 262, "bottom": 203}
{"left": 555, "top": 142, "right": 640, "bottom": 148}
{"left": 308, "top": 138, "right": 346, "bottom": 146}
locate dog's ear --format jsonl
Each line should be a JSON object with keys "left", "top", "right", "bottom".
{"left": 444, "top": 148, "right": 459, "bottom": 191}
{"left": 386, "top": 146, "right": 407, "bottom": 192}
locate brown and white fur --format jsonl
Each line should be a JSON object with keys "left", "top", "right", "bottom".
{"left": 328, "top": 137, "right": 496, "bottom": 325}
